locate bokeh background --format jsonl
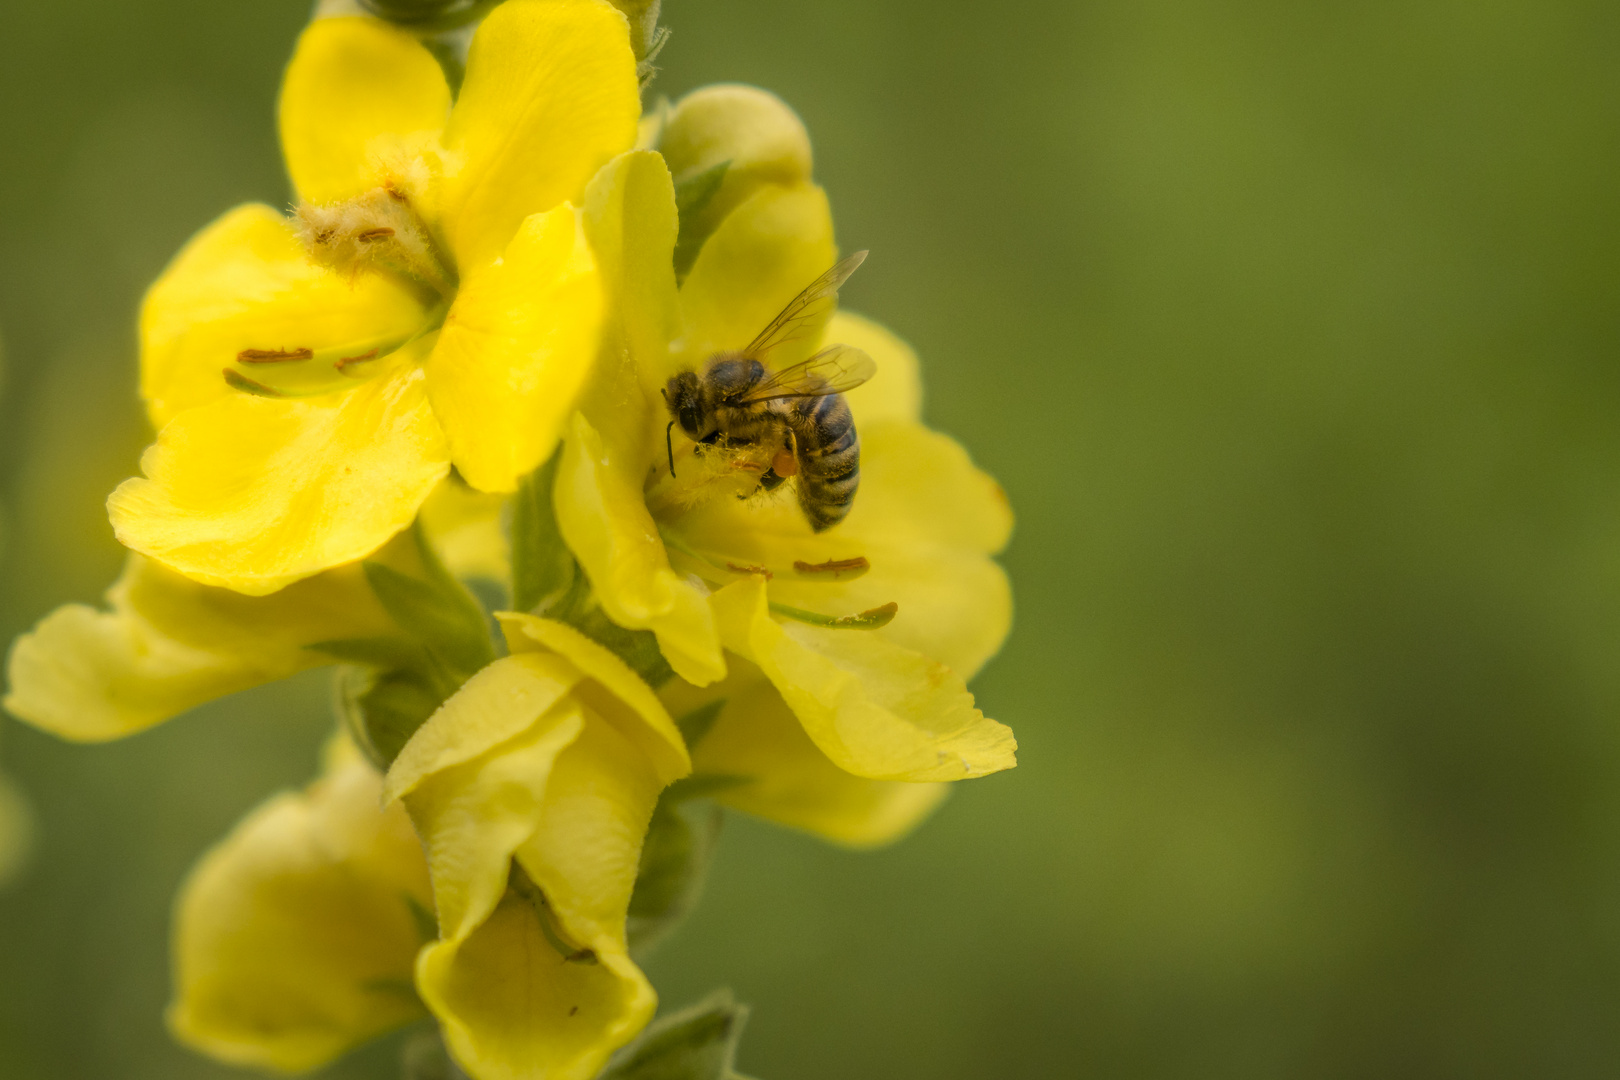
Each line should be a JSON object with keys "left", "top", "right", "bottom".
{"left": 5, "top": 0, "right": 1620, "bottom": 1076}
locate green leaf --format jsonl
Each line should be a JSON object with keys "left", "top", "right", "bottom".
{"left": 510, "top": 455, "right": 576, "bottom": 614}
{"left": 663, "top": 773, "right": 749, "bottom": 804}
{"left": 672, "top": 160, "right": 730, "bottom": 279}
{"left": 627, "top": 800, "right": 722, "bottom": 957}
{"left": 599, "top": 990, "right": 752, "bottom": 1080}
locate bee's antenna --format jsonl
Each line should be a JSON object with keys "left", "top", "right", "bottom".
{"left": 666, "top": 420, "right": 677, "bottom": 477}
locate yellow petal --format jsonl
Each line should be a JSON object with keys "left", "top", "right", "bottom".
{"left": 657, "top": 84, "right": 813, "bottom": 263}
{"left": 828, "top": 310, "right": 922, "bottom": 426}
{"left": 663, "top": 669, "right": 947, "bottom": 848}
{"left": 499, "top": 613, "right": 692, "bottom": 783}
{"left": 439, "top": 0, "right": 640, "bottom": 271}
{"left": 169, "top": 744, "right": 433, "bottom": 1073}
{"left": 668, "top": 420, "right": 1012, "bottom": 680}
{"left": 406, "top": 700, "right": 658, "bottom": 1080}
{"left": 419, "top": 476, "right": 511, "bottom": 585}
{"left": 675, "top": 183, "right": 837, "bottom": 370}
{"left": 427, "top": 203, "right": 602, "bottom": 493}
{"left": 384, "top": 651, "right": 584, "bottom": 804}
{"left": 279, "top": 16, "right": 451, "bottom": 204}
{"left": 555, "top": 413, "right": 724, "bottom": 688}
{"left": 581, "top": 150, "right": 680, "bottom": 392}
{"left": 710, "top": 577, "right": 1016, "bottom": 781}
{"left": 141, "top": 203, "right": 427, "bottom": 429}
{"left": 109, "top": 358, "right": 450, "bottom": 596}
{"left": 3, "top": 554, "right": 393, "bottom": 741}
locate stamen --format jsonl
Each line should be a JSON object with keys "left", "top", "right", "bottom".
{"left": 792, "top": 556, "right": 870, "bottom": 580}
{"left": 769, "top": 600, "right": 897, "bottom": 630}
{"left": 222, "top": 369, "right": 283, "bottom": 396}
{"left": 356, "top": 227, "right": 396, "bottom": 242}
{"left": 296, "top": 187, "right": 456, "bottom": 303}
{"left": 509, "top": 864, "right": 598, "bottom": 965}
{"left": 727, "top": 562, "right": 773, "bottom": 578}
{"left": 335, "top": 348, "right": 380, "bottom": 374}
{"left": 237, "top": 347, "right": 313, "bottom": 364}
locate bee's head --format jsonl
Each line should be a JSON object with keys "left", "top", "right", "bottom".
{"left": 664, "top": 371, "right": 708, "bottom": 439}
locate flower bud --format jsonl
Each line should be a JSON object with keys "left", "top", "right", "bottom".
{"left": 657, "top": 84, "right": 814, "bottom": 273}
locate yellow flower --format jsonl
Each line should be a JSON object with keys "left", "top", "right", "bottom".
{"left": 2, "top": 479, "right": 499, "bottom": 742}
{"left": 382, "top": 612, "right": 689, "bottom": 1080}
{"left": 168, "top": 736, "right": 434, "bottom": 1072}
{"left": 552, "top": 86, "right": 1016, "bottom": 844}
{"left": 110, "top": 0, "right": 640, "bottom": 596}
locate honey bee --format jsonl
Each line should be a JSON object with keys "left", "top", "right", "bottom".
{"left": 663, "top": 251, "right": 876, "bottom": 532}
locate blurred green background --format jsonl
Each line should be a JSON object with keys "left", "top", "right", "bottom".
{"left": 6, "top": 0, "right": 1620, "bottom": 1076}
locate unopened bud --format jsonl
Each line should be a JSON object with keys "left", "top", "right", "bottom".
{"left": 658, "top": 85, "right": 813, "bottom": 274}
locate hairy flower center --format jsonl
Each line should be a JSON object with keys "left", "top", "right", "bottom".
{"left": 225, "top": 178, "right": 456, "bottom": 399}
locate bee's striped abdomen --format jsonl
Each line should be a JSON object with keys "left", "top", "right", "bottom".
{"left": 788, "top": 392, "right": 860, "bottom": 532}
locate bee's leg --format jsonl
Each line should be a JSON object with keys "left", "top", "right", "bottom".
{"left": 759, "top": 468, "right": 787, "bottom": 492}
{"left": 665, "top": 421, "right": 677, "bottom": 476}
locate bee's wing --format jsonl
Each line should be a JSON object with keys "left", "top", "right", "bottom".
{"left": 739, "top": 344, "right": 877, "bottom": 402}
{"left": 741, "top": 250, "right": 868, "bottom": 363}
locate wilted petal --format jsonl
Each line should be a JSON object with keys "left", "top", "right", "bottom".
{"left": 109, "top": 358, "right": 450, "bottom": 596}
{"left": 169, "top": 741, "right": 433, "bottom": 1073}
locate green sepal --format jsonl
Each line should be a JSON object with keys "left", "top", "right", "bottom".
{"left": 333, "top": 663, "right": 445, "bottom": 769}
{"left": 672, "top": 160, "right": 730, "bottom": 279}
{"left": 364, "top": 525, "right": 494, "bottom": 680}
{"left": 627, "top": 798, "right": 723, "bottom": 957}
{"left": 598, "top": 990, "right": 755, "bottom": 1080}
{"left": 674, "top": 700, "right": 726, "bottom": 748}
{"left": 510, "top": 454, "right": 576, "bottom": 614}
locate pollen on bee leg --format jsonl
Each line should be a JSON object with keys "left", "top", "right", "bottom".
{"left": 771, "top": 449, "right": 799, "bottom": 476}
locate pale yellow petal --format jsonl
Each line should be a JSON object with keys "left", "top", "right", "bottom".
{"left": 140, "top": 203, "right": 426, "bottom": 429}
{"left": 675, "top": 183, "right": 836, "bottom": 369}
{"left": 499, "top": 613, "right": 691, "bottom": 782}
{"left": 384, "top": 651, "right": 584, "bottom": 804}
{"left": 554, "top": 413, "right": 724, "bottom": 688}
{"left": 3, "top": 554, "right": 392, "bottom": 741}
{"left": 581, "top": 150, "right": 680, "bottom": 393}
{"left": 408, "top": 704, "right": 657, "bottom": 1080}
{"left": 419, "top": 477, "right": 511, "bottom": 585}
{"left": 663, "top": 669, "right": 947, "bottom": 848}
{"left": 280, "top": 16, "right": 451, "bottom": 204}
{"left": 828, "top": 310, "right": 922, "bottom": 426}
{"left": 109, "top": 359, "right": 450, "bottom": 596}
{"left": 439, "top": 0, "right": 640, "bottom": 271}
{"left": 710, "top": 577, "right": 1015, "bottom": 782}
{"left": 169, "top": 748, "right": 432, "bottom": 1073}
{"left": 427, "top": 203, "right": 602, "bottom": 493}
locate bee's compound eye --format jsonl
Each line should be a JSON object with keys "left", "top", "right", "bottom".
{"left": 679, "top": 401, "right": 703, "bottom": 438}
